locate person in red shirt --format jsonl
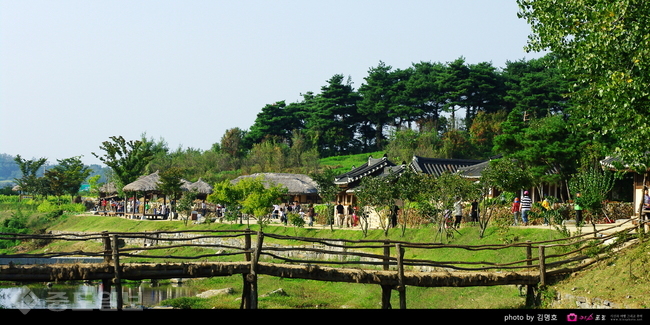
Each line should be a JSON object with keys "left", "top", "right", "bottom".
{"left": 512, "top": 197, "right": 521, "bottom": 226}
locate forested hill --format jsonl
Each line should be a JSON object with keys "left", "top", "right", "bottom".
{"left": 0, "top": 153, "right": 107, "bottom": 187}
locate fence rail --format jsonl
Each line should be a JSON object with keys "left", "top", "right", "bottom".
{"left": 0, "top": 220, "right": 640, "bottom": 309}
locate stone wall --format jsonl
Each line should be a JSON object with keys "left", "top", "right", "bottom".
{"left": 548, "top": 291, "right": 624, "bottom": 309}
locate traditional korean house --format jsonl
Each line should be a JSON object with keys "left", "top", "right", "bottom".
{"left": 333, "top": 154, "right": 487, "bottom": 205}
{"left": 333, "top": 154, "right": 397, "bottom": 205}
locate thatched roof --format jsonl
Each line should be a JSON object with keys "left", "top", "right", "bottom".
{"left": 99, "top": 182, "right": 117, "bottom": 194}
{"left": 122, "top": 171, "right": 161, "bottom": 192}
{"left": 185, "top": 178, "right": 213, "bottom": 194}
{"left": 231, "top": 173, "right": 319, "bottom": 195}
{"left": 12, "top": 185, "right": 21, "bottom": 192}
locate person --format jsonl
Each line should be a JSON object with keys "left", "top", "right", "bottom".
{"left": 272, "top": 204, "right": 280, "bottom": 220}
{"left": 352, "top": 206, "right": 359, "bottom": 227}
{"left": 307, "top": 203, "right": 315, "bottom": 227}
{"left": 511, "top": 197, "right": 520, "bottom": 226}
{"left": 520, "top": 191, "right": 532, "bottom": 226}
{"left": 574, "top": 192, "right": 583, "bottom": 225}
{"left": 470, "top": 200, "right": 479, "bottom": 223}
{"left": 541, "top": 197, "right": 551, "bottom": 225}
{"left": 336, "top": 202, "right": 345, "bottom": 227}
{"left": 641, "top": 188, "right": 650, "bottom": 221}
{"left": 390, "top": 205, "right": 400, "bottom": 228}
{"left": 453, "top": 197, "right": 463, "bottom": 228}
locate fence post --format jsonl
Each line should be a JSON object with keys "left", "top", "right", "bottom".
{"left": 111, "top": 234, "right": 123, "bottom": 310}
{"left": 100, "top": 231, "right": 113, "bottom": 310}
{"left": 525, "top": 241, "right": 535, "bottom": 307}
{"left": 395, "top": 243, "right": 406, "bottom": 309}
{"left": 240, "top": 229, "right": 252, "bottom": 309}
{"left": 538, "top": 245, "right": 547, "bottom": 287}
{"left": 102, "top": 231, "right": 112, "bottom": 264}
{"left": 244, "top": 231, "right": 263, "bottom": 309}
{"left": 381, "top": 240, "right": 392, "bottom": 309}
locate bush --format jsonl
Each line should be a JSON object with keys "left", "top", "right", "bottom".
{"left": 0, "top": 211, "right": 30, "bottom": 249}
{"left": 37, "top": 201, "right": 86, "bottom": 213}
{"left": 288, "top": 213, "right": 305, "bottom": 228}
{"left": 159, "top": 297, "right": 209, "bottom": 309}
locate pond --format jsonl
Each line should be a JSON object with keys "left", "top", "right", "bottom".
{"left": 0, "top": 280, "right": 200, "bottom": 311}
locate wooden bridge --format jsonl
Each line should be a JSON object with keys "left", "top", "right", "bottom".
{"left": 0, "top": 221, "right": 640, "bottom": 309}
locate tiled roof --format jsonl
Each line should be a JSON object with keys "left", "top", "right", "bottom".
{"left": 457, "top": 160, "right": 491, "bottom": 178}
{"left": 409, "top": 156, "right": 485, "bottom": 177}
{"left": 334, "top": 154, "right": 396, "bottom": 185}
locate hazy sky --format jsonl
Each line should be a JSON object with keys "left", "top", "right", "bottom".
{"left": 1, "top": 0, "right": 545, "bottom": 166}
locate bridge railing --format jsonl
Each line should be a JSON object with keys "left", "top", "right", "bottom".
{"left": 0, "top": 220, "right": 639, "bottom": 309}
{"left": 0, "top": 220, "right": 636, "bottom": 273}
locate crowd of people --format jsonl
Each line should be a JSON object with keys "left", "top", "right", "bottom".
{"left": 270, "top": 201, "right": 364, "bottom": 228}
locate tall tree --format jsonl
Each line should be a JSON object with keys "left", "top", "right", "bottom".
{"left": 92, "top": 136, "right": 156, "bottom": 194}
{"left": 517, "top": 0, "right": 650, "bottom": 168}
{"left": 304, "top": 74, "right": 361, "bottom": 157}
{"left": 437, "top": 57, "right": 471, "bottom": 130}
{"left": 44, "top": 156, "right": 92, "bottom": 200}
{"left": 502, "top": 55, "right": 572, "bottom": 118}
{"left": 358, "top": 61, "right": 397, "bottom": 150}
{"left": 13, "top": 155, "right": 48, "bottom": 196}
{"left": 244, "top": 101, "right": 305, "bottom": 148}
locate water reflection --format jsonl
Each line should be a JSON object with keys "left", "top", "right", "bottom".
{"left": 0, "top": 281, "right": 199, "bottom": 310}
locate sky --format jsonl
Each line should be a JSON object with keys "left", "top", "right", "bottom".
{"left": 1, "top": 0, "right": 545, "bottom": 166}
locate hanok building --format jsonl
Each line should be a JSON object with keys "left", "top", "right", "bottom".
{"left": 333, "top": 154, "right": 397, "bottom": 206}
{"left": 333, "top": 154, "right": 486, "bottom": 205}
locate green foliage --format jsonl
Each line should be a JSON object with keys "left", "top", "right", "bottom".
{"left": 44, "top": 156, "right": 93, "bottom": 199}
{"left": 92, "top": 136, "right": 156, "bottom": 195}
{"left": 517, "top": 0, "right": 650, "bottom": 169}
{"left": 13, "top": 155, "right": 48, "bottom": 197}
{"left": 177, "top": 191, "right": 198, "bottom": 226}
{"left": 0, "top": 210, "right": 29, "bottom": 248}
{"left": 207, "top": 176, "right": 287, "bottom": 230}
{"left": 160, "top": 297, "right": 210, "bottom": 309}
{"left": 288, "top": 213, "right": 305, "bottom": 228}
{"left": 37, "top": 201, "right": 85, "bottom": 213}
{"left": 568, "top": 166, "right": 616, "bottom": 213}
{"left": 158, "top": 167, "right": 186, "bottom": 203}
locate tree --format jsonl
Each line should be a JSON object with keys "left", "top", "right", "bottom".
{"left": 243, "top": 101, "right": 305, "bottom": 148}
{"left": 220, "top": 127, "right": 247, "bottom": 159}
{"left": 207, "top": 176, "right": 287, "bottom": 229}
{"left": 493, "top": 111, "right": 586, "bottom": 200}
{"left": 355, "top": 170, "right": 401, "bottom": 237}
{"left": 358, "top": 61, "right": 398, "bottom": 150}
{"left": 43, "top": 156, "right": 92, "bottom": 201}
{"left": 176, "top": 190, "right": 197, "bottom": 226}
{"left": 502, "top": 55, "right": 572, "bottom": 117}
{"left": 158, "top": 167, "right": 186, "bottom": 214}
{"left": 517, "top": 0, "right": 650, "bottom": 168}
{"left": 568, "top": 165, "right": 616, "bottom": 229}
{"left": 468, "top": 110, "right": 507, "bottom": 159}
{"left": 92, "top": 136, "right": 156, "bottom": 195}
{"left": 310, "top": 168, "right": 340, "bottom": 231}
{"left": 13, "top": 155, "right": 48, "bottom": 197}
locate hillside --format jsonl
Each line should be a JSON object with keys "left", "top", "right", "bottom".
{"left": 543, "top": 236, "right": 650, "bottom": 309}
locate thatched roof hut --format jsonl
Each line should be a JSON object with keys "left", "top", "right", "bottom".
{"left": 122, "top": 171, "right": 161, "bottom": 192}
{"left": 185, "top": 178, "right": 213, "bottom": 194}
{"left": 99, "top": 182, "right": 117, "bottom": 195}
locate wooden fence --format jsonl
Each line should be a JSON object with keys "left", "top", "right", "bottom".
{"left": 0, "top": 220, "right": 640, "bottom": 309}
